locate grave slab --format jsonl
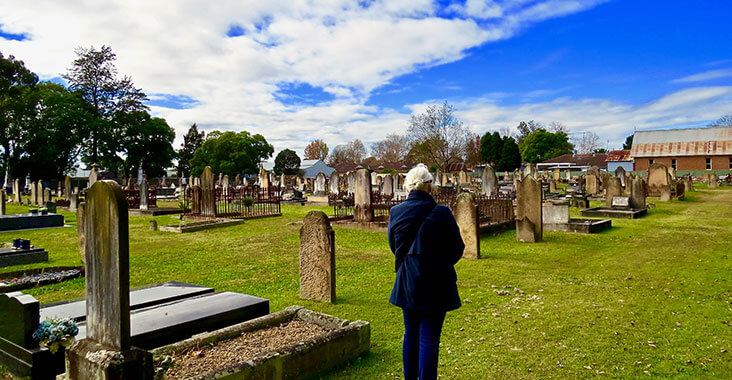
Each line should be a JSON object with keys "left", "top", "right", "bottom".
{"left": 0, "top": 247, "right": 48, "bottom": 267}
{"left": 580, "top": 207, "right": 647, "bottom": 219}
{"left": 0, "top": 213, "right": 64, "bottom": 231}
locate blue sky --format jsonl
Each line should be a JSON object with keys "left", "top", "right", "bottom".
{"left": 1, "top": 0, "right": 731, "bottom": 155}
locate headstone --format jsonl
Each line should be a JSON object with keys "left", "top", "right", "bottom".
{"left": 0, "top": 190, "right": 5, "bottom": 215}
{"left": 347, "top": 172, "right": 355, "bottom": 194}
{"left": 280, "top": 174, "right": 285, "bottom": 189}
{"left": 667, "top": 167, "right": 676, "bottom": 179}
{"left": 393, "top": 173, "right": 401, "bottom": 191}
{"left": 382, "top": 175, "right": 394, "bottom": 196}
{"left": 13, "top": 179, "right": 21, "bottom": 203}
{"left": 43, "top": 188, "right": 51, "bottom": 204}
{"left": 516, "top": 175, "right": 542, "bottom": 243}
{"left": 88, "top": 165, "right": 98, "bottom": 188}
{"left": 354, "top": 168, "right": 373, "bottom": 223}
{"left": 0, "top": 291, "right": 40, "bottom": 349}
{"left": 611, "top": 196, "right": 630, "bottom": 209}
{"left": 57, "top": 181, "right": 62, "bottom": 197}
{"left": 370, "top": 172, "right": 378, "bottom": 187}
{"left": 707, "top": 173, "right": 718, "bottom": 188}
{"left": 314, "top": 172, "right": 326, "bottom": 196}
{"left": 630, "top": 177, "right": 646, "bottom": 210}
{"left": 299, "top": 210, "right": 336, "bottom": 303}
{"left": 235, "top": 174, "right": 241, "bottom": 186}
{"left": 549, "top": 179, "right": 557, "bottom": 193}
{"left": 542, "top": 204, "right": 570, "bottom": 224}
{"left": 605, "top": 177, "right": 622, "bottom": 208}
{"left": 329, "top": 173, "right": 339, "bottom": 194}
{"left": 259, "top": 167, "right": 270, "bottom": 189}
{"left": 615, "top": 166, "right": 627, "bottom": 187}
{"left": 659, "top": 185, "right": 672, "bottom": 201}
{"left": 30, "top": 181, "right": 37, "bottom": 206}
{"left": 65, "top": 175, "right": 72, "bottom": 201}
{"left": 222, "top": 175, "right": 229, "bottom": 189}
{"left": 161, "top": 175, "right": 167, "bottom": 187}
{"left": 586, "top": 173, "right": 600, "bottom": 195}
{"left": 139, "top": 176, "right": 149, "bottom": 210}
{"left": 200, "top": 167, "right": 216, "bottom": 217}
{"left": 66, "top": 181, "right": 153, "bottom": 379}
{"left": 70, "top": 192, "right": 79, "bottom": 211}
{"left": 553, "top": 168, "right": 561, "bottom": 181}
{"left": 684, "top": 176, "right": 694, "bottom": 192}
{"left": 566, "top": 170, "right": 572, "bottom": 181}
{"left": 482, "top": 165, "right": 498, "bottom": 195}
{"left": 149, "top": 220, "right": 158, "bottom": 231}
{"left": 648, "top": 163, "right": 670, "bottom": 188}
{"left": 454, "top": 193, "right": 479, "bottom": 259}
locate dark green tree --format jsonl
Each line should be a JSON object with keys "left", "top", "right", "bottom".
{"left": 479, "top": 131, "right": 503, "bottom": 165}
{"left": 518, "top": 128, "right": 574, "bottom": 163}
{"left": 622, "top": 134, "right": 634, "bottom": 150}
{"left": 18, "top": 82, "right": 93, "bottom": 180}
{"left": 116, "top": 111, "right": 176, "bottom": 178}
{"left": 189, "top": 131, "right": 273, "bottom": 177}
{"left": 497, "top": 137, "right": 522, "bottom": 171}
{"left": 63, "top": 45, "right": 148, "bottom": 168}
{"left": 516, "top": 120, "right": 541, "bottom": 143}
{"left": 177, "top": 123, "right": 205, "bottom": 177}
{"left": 0, "top": 52, "right": 38, "bottom": 182}
{"left": 273, "top": 149, "right": 301, "bottom": 175}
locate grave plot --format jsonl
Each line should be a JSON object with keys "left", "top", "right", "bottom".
{"left": 542, "top": 204, "right": 611, "bottom": 234}
{"left": 160, "top": 218, "right": 245, "bottom": 233}
{"left": 0, "top": 245, "right": 49, "bottom": 267}
{"left": 0, "top": 212, "right": 64, "bottom": 232}
{"left": 0, "top": 266, "right": 83, "bottom": 292}
{"left": 152, "top": 306, "right": 371, "bottom": 380}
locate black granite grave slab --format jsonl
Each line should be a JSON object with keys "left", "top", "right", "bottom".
{"left": 0, "top": 213, "right": 64, "bottom": 231}
{"left": 75, "top": 292, "right": 269, "bottom": 349}
{"left": 40, "top": 281, "right": 214, "bottom": 322}
{"left": 580, "top": 207, "right": 647, "bottom": 219}
{"left": 0, "top": 247, "right": 48, "bottom": 267}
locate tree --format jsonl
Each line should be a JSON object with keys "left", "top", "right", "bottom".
{"left": 497, "top": 137, "right": 522, "bottom": 172}
{"left": 189, "top": 131, "right": 273, "bottom": 177}
{"left": 709, "top": 115, "right": 732, "bottom": 127}
{"left": 328, "top": 139, "right": 367, "bottom": 165}
{"left": 516, "top": 120, "right": 542, "bottom": 144}
{"left": 274, "top": 149, "right": 301, "bottom": 175}
{"left": 63, "top": 45, "right": 148, "bottom": 167}
{"left": 18, "top": 82, "right": 93, "bottom": 180}
{"left": 548, "top": 121, "right": 569, "bottom": 133}
{"left": 371, "top": 134, "right": 411, "bottom": 163}
{"left": 177, "top": 123, "right": 205, "bottom": 177}
{"left": 518, "top": 128, "right": 574, "bottom": 163}
{"left": 574, "top": 131, "right": 601, "bottom": 154}
{"left": 480, "top": 131, "right": 503, "bottom": 165}
{"left": 406, "top": 102, "right": 472, "bottom": 169}
{"left": 304, "top": 139, "right": 329, "bottom": 161}
{"left": 117, "top": 111, "right": 176, "bottom": 178}
{"left": 0, "top": 52, "right": 38, "bottom": 183}
{"left": 464, "top": 134, "right": 481, "bottom": 167}
{"left": 622, "top": 134, "right": 634, "bottom": 150}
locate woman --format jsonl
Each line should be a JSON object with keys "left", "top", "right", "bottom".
{"left": 388, "top": 164, "right": 465, "bottom": 380}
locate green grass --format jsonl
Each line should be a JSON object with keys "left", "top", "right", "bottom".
{"left": 1, "top": 189, "right": 731, "bottom": 379}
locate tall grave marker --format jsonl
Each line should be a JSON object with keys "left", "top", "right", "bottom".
{"left": 516, "top": 175, "right": 542, "bottom": 243}
{"left": 299, "top": 210, "right": 336, "bottom": 303}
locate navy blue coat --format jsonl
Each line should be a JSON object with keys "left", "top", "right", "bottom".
{"left": 388, "top": 190, "right": 464, "bottom": 313}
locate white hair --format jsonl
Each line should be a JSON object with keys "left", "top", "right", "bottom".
{"left": 404, "top": 164, "right": 433, "bottom": 192}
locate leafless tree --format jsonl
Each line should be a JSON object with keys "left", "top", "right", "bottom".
{"left": 406, "top": 102, "right": 472, "bottom": 169}
{"left": 371, "top": 134, "right": 411, "bottom": 163}
{"left": 549, "top": 121, "right": 569, "bottom": 133}
{"left": 574, "top": 131, "right": 601, "bottom": 154}
{"left": 328, "top": 139, "right": 367, "bottom": 164}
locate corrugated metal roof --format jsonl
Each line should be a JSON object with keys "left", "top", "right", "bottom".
{"left": 631, "top": 126, "right": 732, "bottom": 157}
{"left": 606, "top": 150, "right": 631, "bottom": 162}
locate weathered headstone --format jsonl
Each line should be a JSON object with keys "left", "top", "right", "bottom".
{"left": 648, "top": 163, "right": 670, "bottom": 188}
{"left": 0, "top": 190, "right": 5, "bottom": 215}
{"left": 330, "top": 173, "right": 339, "bottom": 194}
{"left": 161, "top": 175, "right": 167, "bottom": 187}
{"left": 482, "top": 165, "right": 498, "bottom": 195}
{"left": 234, "top": 174, "right": 241, "bottom": 187}
{"left": 382, "top": 174, "right": 394, "bottom": 196}
{"left": 30, "top": 181, "right": 37, "bottom": 206}
{"left": 139, "top": 176, "right": 148, "bottom": 210}
{"left": 615, "top": 166, "right": 627, "bottom": 187}
{"left": 454, "top": 193, "right": 480, "bottom": 259}
{"left": 370, "top": 172, "right": 378, "bottom": 187}
{"left": 549, "top": 179, "right": 557, "bottom": 193}
{"left": 354, "top": 168, "right": 373, "bottom": 223}
{"left": 707, "top": 173, "right": 718, "bottom": 188}
{"left": 88, "top": 165, "right": 98, "bottom": 189}
{"left": 299, "top": 210, "right": 335, "bottom": 303}
{"left": 684, "top": 176, "right": 694, "bottom": 192}
{"left": 200, "top": 167, "right": 216, "bottom": 217}
{"left": 630, "top": 177, "right": 646, "bottom": 210}
{"left": 66, "top": 181, "right": 153, "bottom": 379}
{"left": 611, "top": 196, "right": 630, "bottom": 209}
{"left": 659, "top": 185, "right": 672, "bottom": 201}
{"left": 542, "top": 204, "right": 570, "bottom": 224}
{"left": 222, "top": 174, "right": 229, "bottom": 189}
{"left": 516, "top": 175, "right": 542, "bottom": 242}
{"left": 605, "top": 177, "right": 622, "bottom": 208}
{"left": 43, "top": 188, "right": 51, "bottom": 204}
{"left": 553, "top": 168, "right": 561, "bottom": 181}
{"left": 314, "top": 172, "right": 326, "bottom": 196}
{"left": 347, "top": 172, "right": 355, "bottom": 194}
{"left": 70, "top": 192, "right": 79, "bottom": 211}
{"left": 149, "top": 220, "right": 158, "bottom": 231}
{"left": 586, "top": 173, "right": 600, "bottom": 195}
{"left": 258, "top": 167, "right": 270, "bottom": 189}
{"left": 13, "top": 179, "right": 21, "bottom": 203}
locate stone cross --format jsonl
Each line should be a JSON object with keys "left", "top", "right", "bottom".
{"left": 67, "top": 181, "right": 152, "bottom": 379}
{"left": 139, "top": 176, "right": 149, "bottom": 210}
{"left": 605, "top": 177, "right": 622, "bottom": 208}
{"left": 482, "top": 165, "right": 497, "bottom": 195}
{"left": 454, "top": 193, "right": 480, "bottom": 259}
{"left": 299, "top": 210, "right": 336, "bottom": 303}
{"left": 516, "top": 175, "right": 542, "bottom": 243}
{"left": 354, "top": 168, "right": 373, "bottom": 222}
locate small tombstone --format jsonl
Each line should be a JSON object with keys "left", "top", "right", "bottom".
{"left": 222, "top": 174, "right": 229, "bottom": 189}
{"left": 0, "top": 189, "right": 5, "bottom": 215}
{"left": 605, "top": 177, "right": 622, "bottom": 208}
{"left": 45, "top": 201, "right": 56, "bottom": 213}
{"left": 139, "top": 176, "right": 149, "bottom": 210}
{"left": 667, "top": 167, "right": 676, "bottom": 179}
{"left": 70, "top": 193, "right": 79, "bottom": 211}
{"left": 299, "top": 210, "right": 336, "bottom": 303}
{"left": 542, "top": 204, "right": 570, "bottom": 224}
{"left": 43, "top": 188, "right": 51, "bottom": 204}
{"left": 611, "top": 196, "right": 630, "bottom": 209}
{"left": 66, "top": 181, "right": 153, "bottom": 379}
{"left": 149, "top": 220, "right": 158, "bottom": 231}
{"left": 88, "top": 165, "right": 98, "bottom": 188}
{"left": 393, "top": 173, "right": 401, "bottom": 191}
{"left": 482, "top": 165, "right": 498, "bottom": 195}
{"left": 454, "top": 193, "right": 480, "bottom": 259}
{"left": 235, "top": 174, "right": 241, "bottom": 186}
{"left": 370, "top": 171, "right": 378, "bottom": 187}
{"left": 565, "top": 170, "right": 572, "bottom": 181}
{"left": 0, "top": 291, "right": 41, "bottom": 353}
{"left": 259, "top": 167, "right": 270, "bottom": 188}
{"left": 354, "top": 168, "right": 373, "bottom": 223}
{"left": 549, "top": 179, "right": 557, "bottom": 193}
{"left": 314, "top": 172, "right": 327, "bottom": 195}
{"left": 77, "top": 202, "right": 85, "bottom": 264}
{"left": 330, "top": 172, "right": 339, "bottom": 194}
{"left": 684, "top": 176, "right": 694, "bottom": 192}
{"left": 65, "top": 176, "right": 72, "bottom": 201}
{"left": 161, "top": 175, "right": 167, "bottom": 187}
{"left": 57, "top": 181, "right": 62, "bottom": 197}
{"left": 615, "top": 167, "right": 627, "bottom": 186}
{"left": 659, "top": 185, "right": 672, "bottom": 201}
{"left": 347, "top": 172, "right": 356, "bottom": 194}
{"left": 630, "top": 177, "right": 646, "bottom": 210}
{"left": 13, "top": 179, "right": 21, "bottom": 203}
{"left": 707, "top": 173, "right": 718, "bottom": 188}
{"left": 382, "top": 175, "right": 394, "bottom": 196}
{"left": 516, "top": 175, "right": 542, "bottom": 243}
{"left": 280, "top": 174, "right": 286, "bottom": 189}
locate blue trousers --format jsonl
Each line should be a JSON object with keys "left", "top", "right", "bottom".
{"left": 402, "top": 308, "right": 447, "bottom": 380}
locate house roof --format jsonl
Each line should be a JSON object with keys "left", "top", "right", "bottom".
{"left": 606, "top": 150, "right": 631, "bottom": 162}
{"left": 331, "top": 161, "right": 414, "bottom": 173}
{"left": 540, "top": 153, "right": 608, "bottom": 168}
{"left": 630, "top": 126, "right": 732, "bottom": 157}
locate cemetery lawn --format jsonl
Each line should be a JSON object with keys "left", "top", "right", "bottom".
{"left": 1, "top": 187, "right": 731, "bottom": 379}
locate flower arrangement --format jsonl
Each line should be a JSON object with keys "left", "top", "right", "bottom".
{"left": 243, "top": 196, "right": 254, "bottom": 207}
{"left": 32, "top": 318, "right": 79, "bottom": 354}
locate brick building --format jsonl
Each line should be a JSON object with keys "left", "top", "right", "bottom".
{"left": 630, "top": 126, "right": 732, "bottom": 171}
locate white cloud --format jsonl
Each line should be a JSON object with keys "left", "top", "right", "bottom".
{"left": 671, "top": 69, "right": 732, "bottom": 83}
